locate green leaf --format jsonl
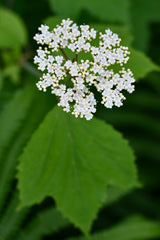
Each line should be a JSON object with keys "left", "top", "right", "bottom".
{"left": 0, "top": 193, "right": 28, "bottom": 239}
{"left": 131, "top": 138, "right": 160, "bottom": 161}
{"left": 96, "top": 111, "right": 160, "bottom": 139}
{"left": 0, "top": 70, "right": 3, "bottom": 91}
{"left": 1, "top": 47, "right": 22, "bottom": 65}
{"left": 0, "top": 88, "right": 54, "bottom": 212}
{"left": 126, "top": 48, "right": 160, "bottom": 79}
{"left": 16, "top": 208, "right": 69, "bottom": 240}
{"left": 67, "top": 215, "right": 160, "bottom": 240}
{"left": 0, "top": 87, "right": 34, "bottom": 211}
{"left": 43, "top": 16, "right": 63, "bottom": 29}
{"left": 3, "top": 64, "right": 21, "bottom": 84}
{"left": 104, "top": 185, "right": 132, "bottom": 206}
{"left": 131, "top": 0, "right": 160, "bottom": 51}
{"left": 0, "top": 87, "right": 34, "bottom": 159}
{"left": 49, "top": 0, "right": 130, "bottom": 23}
{"left": 17, "top": 106, "right": 138, "bottom": 233}
{"left": 0, "top": 7, "right": 27, "bottom": 48}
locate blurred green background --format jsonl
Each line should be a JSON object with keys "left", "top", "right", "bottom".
{"left": 0, "top": 0, "right": 160, "bottom": 239}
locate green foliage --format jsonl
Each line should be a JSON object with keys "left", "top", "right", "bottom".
{"left": 0, "top": 0, "right": 160, "bottom": 239}
{"left": 17, "top": 106, "right": 138, "bottom": 233}
{"left": 67, "top": 215, "right": 160, "bottom": 240}
{"left": 104, "top": 185, "right": 132, "bottom": 206}
{"left": 0, "top": 193, "right": 28, "bottom": 239}
{"left": 44, "top": 16, "right": 63, "bottom": 29}
{"left": 0, "top": 87, "right": 56, "bottom": 212}
{"left": 49, "top": 0, "right": 129, "bottom": 23}
{"left": 126, "top": 48, "right": 160, "bottom": 79}
{"left": 0, "top": 7, "right": 27, "bottom": 48}
{"left": 3, "top": 64, "right": 21, "bottom": 84}
{"left": 0, "top": 70, "right": 2, "bottom": 91}
{"left": 0, "top": 87, "right": 34, "bottom": 159}
{"left": 0, "top": 87, "right": 34, "bottom": 211}
{"left": 0, "top": 194, "right": 68, "bottom": 240}
{"left": 130, "top": 0, "right": 160, "bottom": 51}
{"left": 0, "top": 87, "right": 60, "bottom": 240}
{"left": 16, "top": 208, "right": 69, "bottom": 240}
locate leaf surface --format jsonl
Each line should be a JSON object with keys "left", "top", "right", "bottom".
{"left": 0, "top": 87, "right": 34, "bottom": 160}
{"left": 67, "top": 215, "right": 160, "bottom": 240}
{"left": 18, "top": 106, "right": 137, "bottom": 233}
{"left": 131, "top": 0, "right": 160, "bottom": 51}
{"left": 49, "top": 0, "right": 129, "bottom": 23}
{"left": 0, "top": 7, "right": 27, "bottom": 48}
{"left": 126, "top": 48, "right": 160, "bottom": 79}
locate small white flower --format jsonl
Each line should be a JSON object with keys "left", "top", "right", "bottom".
{"left": 34, "top": 19, "right": 135, "bottom": 120}
{"left": 90, "top": 28, "right": 97, "bottom": 39}
{"left": 55, "top": 56, "right": 64, "bottom": 65}
{"left": 64, "top": 60, "right": 72, "bottom": 69}
{"left": 48, "top": 55, "right": 54, "bottom": 63}
{"left": 70, "top": 63, "right": 79, "bottom": 76}
{"left": 38, "top": 24, "right": 49, "bottom": 33}
{"left": 68, "top": 43, "right": 77, "bottom": 52}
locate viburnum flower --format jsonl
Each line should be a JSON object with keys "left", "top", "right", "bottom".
{"left": 34, "top": 19, "right": 135, "bottom": 120}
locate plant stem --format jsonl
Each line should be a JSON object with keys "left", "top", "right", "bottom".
{"left": 72, "top": 53, "right": 78, "bottom": 62}
{"left": 60, "top": 48, "right": 70, "bottom": 60}
{"left": 75, "top": 53, "right": 78, "bottom": 62}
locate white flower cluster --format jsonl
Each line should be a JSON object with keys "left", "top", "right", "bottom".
{"left": 34, "top": 19, "right": 135, "bottom": 120}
